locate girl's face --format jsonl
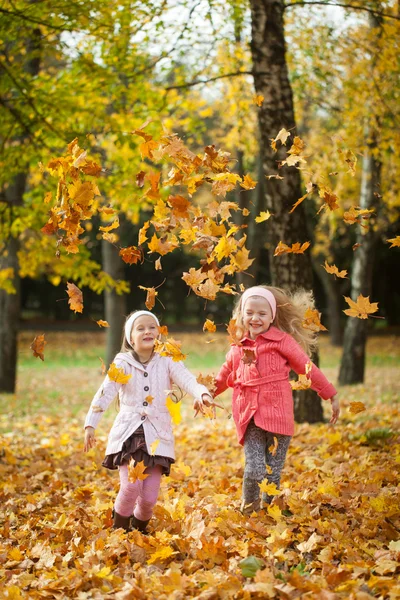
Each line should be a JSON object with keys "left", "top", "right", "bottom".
{"left": 130, "top": 315, "right": 158, "bottom": 354}
{"left": 242, "top": 296, "right": 273, "bottom": 339}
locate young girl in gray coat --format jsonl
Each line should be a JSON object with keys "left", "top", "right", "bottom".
{"left": 84, "top": 310, "right": 213, "bottom": 533}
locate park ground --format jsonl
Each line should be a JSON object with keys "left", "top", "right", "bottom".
{"left": 0, "top": 330, "right": 399, "bottom": 599}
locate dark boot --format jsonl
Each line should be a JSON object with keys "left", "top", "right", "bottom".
{"left": 112, "top": 510, "right": 131, "bottom": 532}
{"left": 131, "top": 515, "right": 150, "bottom": 534}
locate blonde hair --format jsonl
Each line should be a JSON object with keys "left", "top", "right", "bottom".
{"left": 233, "top": 285, "right": 318, "bottom": 355}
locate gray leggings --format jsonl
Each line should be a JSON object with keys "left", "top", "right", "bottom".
{"left": 243, "top": 419, "right": 291, "bottom": 505}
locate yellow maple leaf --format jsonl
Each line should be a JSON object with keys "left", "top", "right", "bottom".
{"left": 203, "top": 319, "right": 216, "bottom": 333}
{"left": 268, "top": 436, "right": 279, "bottom": 456}
{"left": 213, "top": 236, "right": 237, "bottom": 262}
{"left": 255, "top": 211, "right": 272, "bottom": 223}
{"left": 195, "top": 278, "right": 220, "bottom": 301}
{"left": 270, "top": 128, "right": 291, "bottom": 152}
{"left": 230, "top": 247, "right": 255, "bottom": 272}
{"left": 138, "top": 285, "right": 158, "bottom": 310}
{"left": 107, "top": 363, "right": 132, "bottom": 384}
{"left": 8, "top": 548, "right": 24, "bottom": 561}
{"left": 99, "top": 217, "right": 120, "bottom": 233}
{"left": 138, "top": 220, "right": 150, "bottom": 246}
{"left": 154, "top": 338, "right": 186, "bottom": 362}
{"left": 343, "top": 295, "right": 379, "bottom": 319}
{"left": 387, "top": 236, "right": 400, "bottom": 248}
{"left": 302, "top": 307, "right": 327, "bottom": 332}
{"left": 267, "top": 504, "right": 282, "bottom": 521}
{"left": 240, "top": 174, "right": 257, "bottom": 190}
{"left": 323, "top": 261, "right": 347, "bottom": 278}
{"left": 148, "top": 233, "right": 179, "bottom": 256}
{"left": 258, "top": 480, "right": 280, "bottom": 496}
{"left": 182, "top": 268, "right": 207, "bottom": 289}
{"left": 128, "top": 459, "right": 150, "bottom": 483}
{"left": 166, "top": 396, "right": 182, "bottom": 425}
{"left": 290, "top": 373, "right": 311, "bottom": 391}
{"left": 147, "top": 546, "right": 177, "bottom": 564}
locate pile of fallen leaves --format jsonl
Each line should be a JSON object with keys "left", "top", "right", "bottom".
{"left": 1, "top": 335, "right": 399, "bottom": 599}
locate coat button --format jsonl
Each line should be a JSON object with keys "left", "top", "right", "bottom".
{"left": 144, "top": 386, "right": 149, "bottom": 391}
{"left": 141, "top": 416, "right": 146, "bottom": 421}
{"left": 143, "top": 401, "right": 148, "bottom": 406}
{"left": 144, "top": 372, "right": 148, "bottom": 377}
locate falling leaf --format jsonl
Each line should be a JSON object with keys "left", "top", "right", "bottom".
{"left": 166, "top": 396, "right": 182, "bottom": 425}
{"left": 158, "top": 325, "right": 169, "bottom": 336}
{"left": 230, "top": 247, "right": 255, "bottom": 272}
{"left": 203, "top": 319, "right": 216, "bottom": 333}
{"left": 107, "top": 362, "right": 132, "bottom": 384}
{"left": 136, "top": 171, "right": 146, "bottom": 187}
{"left": 289, "top": 192, "right": 309, "bottom": 214}
{"left": 353, "top": 243, "right": 361, "bottom": 251}
{"left": 343, "top": 295, "right": 379, "bottom": 319}
{"left": 119, "top": 246, "right": 143, "bottom": 265}
{"left": 290, "top": 373, "right": 312, "bottom": 390}
{"left": 268, "top": 436, "right": 278, "bottom": 456}
{"left": 138, "top": 221, "right": 150, "bottom": 246}
{"left": 258, "top": 480, "right": 280, "bottom": 496}
{"left": 387, "top": 236, "right": 400, "bottom": 248}
{"left": 182, "top": 268, "right": 207, "bottom": 289}
{"left": 349, "top": 402, "right": 366, "bottom": 414}
{"left": 66, "top": 282, "right": 83, "bottom": 313}
{"left": 265, "top": 173, "right": 284, "bottom": 180}
{"left": 30, "top": 334, "right": 46, "bottom": 361}
{"left": 96, "top": 320, "right": 109, "bottom": 328}
{"left": 150, "top": 439, "right": 160, "bottom": 455}
{"left": 322, "top": 261, "right": 348, "bottom": 278}
{"left": 128, "top": 459, "right": 150, "bottom": 483}
{"left": 154, "top": 338, "right": 186, "bottom": 362}
{"left": 196, "top": 373, "right": 217, "bottom": 394}
{"left": 195, "top": 278, "right": 220, "bottom": 301}
{"left": 148, "top": 233, "right": 179, "bottom": 256}
{"left": 98, "top": 357, "right": 106, "bottom": 375}
{"left": 270, "top": 128, "right": 291, "bottom": 151}
{"left": 253, "top": 94, "right": 264, "bottom": 107}
{"left": 155, "top": 257, "right": 162, "bottom": 271}
{"left": 302, "top": 308, "right": 327, "bottom": 332}
{"left": 99, "top": 217, "right": 120, "bottom": 233}
{"left": 240, "top": 174, "right": 257, "bottom": 190}
{"left": 138, "top": 285, "right": 158, "bottom": 310}
{"left": 255, "top": 211, "right": 272, "bottom": 223}
{"left": 227, "top": 319, "right": 242, "bottom": 346}
{"left": 274, "top": 241, "right": 310, "bottom": 256}
{"left": 145, "top": 395, "right": 154, "bottom": 405}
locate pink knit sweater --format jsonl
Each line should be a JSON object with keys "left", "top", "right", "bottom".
{"left": 214, "top": 326, "right": 337, "bottom": 444}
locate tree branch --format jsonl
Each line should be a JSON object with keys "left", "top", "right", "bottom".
{"left": 284, "top": 1, "right": 400, "bottom": 20}
{"left": 165, "top": 70, "right": 252, "bottom": 90}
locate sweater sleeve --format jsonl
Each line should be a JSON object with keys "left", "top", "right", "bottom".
{"left": 84, "top": 357, "right": 127, "bottom": 429}
{"left": 214, "top": 347, "right": 235, "bottom": 397}
{"left": 283, "top": 334, "right": 337, "bottom": 400}
{"left": 168, "top": 359, "right": 210, "bottom": 401}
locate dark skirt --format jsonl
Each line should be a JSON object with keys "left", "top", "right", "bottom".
{"left": 102, "top": 425, "right": 174, "bottom": 475}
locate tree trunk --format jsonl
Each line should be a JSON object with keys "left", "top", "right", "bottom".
{"left": 0, "top": 236, "right": 21, "bottom": 392}
{"left": 339, "top": 131, "right": 381, "bottom": 384}
{"left": 249, "top": 0, "right": 322, "bottom": 422}
{"left": 102, "top": 237, "right": 127, "bottom": 367}
{"left": 314, "top": 259, "right": 343, "bottom": 346}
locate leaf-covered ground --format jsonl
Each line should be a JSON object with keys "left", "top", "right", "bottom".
{"left": 1, "top": 332, "right": 399, "bottom": 599}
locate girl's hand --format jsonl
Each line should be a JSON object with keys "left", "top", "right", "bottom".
{"left": 194, "top": 394, "right": 223, "bottom": 418}
{"left": 84, "top": 426, "right": 96, "bottom": 452}
{"left": 329, "top": 395, "right": 340, "bottom": 424}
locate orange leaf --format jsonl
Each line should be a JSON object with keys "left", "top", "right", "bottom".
{"left": 253, "top": 94, "right": 264, "bottom": 106}
{"left": 158, "top": 325, "right": 169, "bottom": 336}
{"left": 136, "top": 171, "right": 146, "bottom": 187}
{"left": 274, "top": 241, "right": 310, "bottom": 256}
{"left": 197, "top": 373, "right": 217, "bottom": 394}
{"left": 302, "top": 308, "right": 327, "bottom": 332}
{"left": 240, "top": 174, "right": 257, "bottom": 190}
{"left": 138, "top": 285, "right": 158, "bottom": 310}
{"left": 168, "top": 195, "right": 190, "bottom": 218}
{"left": 322, "top": 261, "right": 348, "bottom": 279}
{"left": 203, "top": 319, "right": 216, "bottom": 333}
{"left": 343, "top": 295, "right": 379, "bottom": 319}
{"left": 227, "top": 318, "right": 242, "bottom": 346}
{"left": 98, "top": 357, "right": 106, "bottom": 375}
{"left": 289, "top": 192, "right": 309, "bottom": 214}
{"left": 148, "top": 233, "right": 179, "bottom": 256}
{"left": 30, "top": 334, "right": 46, "bottom": 361}
{"left": 387, "top": 236, "right": 400, "bottom": 248}
{"left": 194, "top": 278, "right": 220, "bottom": 300}
{"left": 242, "top": 349, "right": 256, "bottom": 365}
{"left": 349, "top": 401, "right": 366, "bottom": 414}
{"left": 99, "top": 217, "right": 119, "bottom": 233}
{"left": 268, "top": 436, "right": 279, "bottom": 456}
{"left": 154, "top": 338, "right": 186, "bottom": 362}
{"left": 96, "top": 320, "right": 109, "bottom": 328}
{"left": 128, "top": 459, "right": 150, "bottom": 483}
{"left": 119, "top": 246, "right": 143, "bottom": 265}
{"left": 66, "top": 282, "right": 83, "bottom": 313}
{"left": 138, "top": 221, "right": 150, "bottom": 246}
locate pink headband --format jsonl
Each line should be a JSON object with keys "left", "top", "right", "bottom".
{"left": 241, "top": 287, "right": 277, "bottom": 320}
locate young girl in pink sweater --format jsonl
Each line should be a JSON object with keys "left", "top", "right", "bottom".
{"left": 214, "top": 286, "right": 340, "bottom": 514}
{"left": 84, "top": 310, "right": 213, "bottom": 533}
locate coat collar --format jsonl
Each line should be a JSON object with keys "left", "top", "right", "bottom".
{"left": 115, "top": 351, "right": 161, "bottom": 372}
{"left": 241, "top": 325, "right": 285, "bottom": 344}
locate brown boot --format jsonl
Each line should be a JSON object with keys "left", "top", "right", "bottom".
{"left": 131, "top": 515, "right": 150, "bottom": 534}
{"left": 240, "top": 498, "right": 261, "bottom": 515}
{"left": 112, "top": 510, "right": 131, "bottom": 532}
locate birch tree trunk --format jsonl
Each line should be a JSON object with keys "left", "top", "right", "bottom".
{"left": 339, "top": 130, "right": 381, "bottom": 384}
{"left": 249, "top": 0, "right": 323, "bottom": 422}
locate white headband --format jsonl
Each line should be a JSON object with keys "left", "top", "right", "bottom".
{"left": 124, "top": 311, "right": 160, "bottom": 345}
{"left": 241, "top": 287, "right": 277, "bottom": 320}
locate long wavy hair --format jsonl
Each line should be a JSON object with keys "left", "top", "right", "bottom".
{"left": 232, "top": 285, "right": 318, "bottom": 355}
